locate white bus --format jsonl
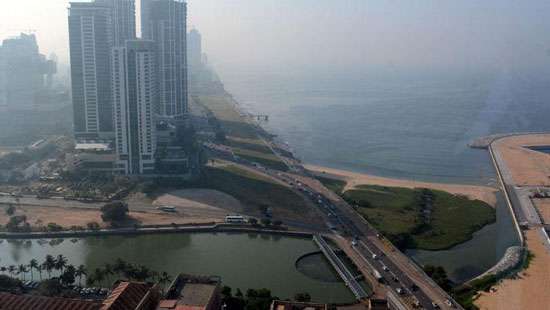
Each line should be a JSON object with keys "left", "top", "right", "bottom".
{"left": 225, "top": 215, "right": 246, "bottom": 223}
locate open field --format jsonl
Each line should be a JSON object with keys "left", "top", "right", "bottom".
{"left": 492, "top": 134, "right": 550, "bottom": 186}
{"left": 475, "top": 229, "right": 550, "bottom": 310}
{"left": 344, "top": 185, "right": 495, "bottom": 250}
{"left": 306, "top": 164, "right": 499, "bottom": 206}
{"left": 200, "top": 164, "right": 323, "bottom": 225}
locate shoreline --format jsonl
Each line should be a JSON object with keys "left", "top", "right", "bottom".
{"left": 305, "top": 164, "right": 499, "bottom": 207}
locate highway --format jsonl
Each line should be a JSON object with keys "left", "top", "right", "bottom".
{"left": 205, "top": 142, "right": 460, "bottom": 309}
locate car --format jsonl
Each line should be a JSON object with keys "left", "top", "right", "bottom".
{"left": 382, "top": 265, "right": 389, "bottom": 272}
{"left": 410, "top": 283, "right": 419, "bottom": 291}
{"left": 445, "top": 299, "right": 455, "bottom": 307}
{"left": 431, "top": 302, "right": 440, "bottom": 309}
{"left": 372, "top": 253, "right": 378, "bottom": 259}
{"left": 396, "top": 287, "right": 404, "bottom": 295}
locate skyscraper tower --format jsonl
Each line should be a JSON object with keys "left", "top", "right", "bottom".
{"left": 187, "top": 28, "right": 202, "bottom": 73}
{"left": 112, "top": 40, "right": 157, "bottom": 175}
{"left": 68, "top": 0, "right": 136, "bottom": 139}
{"left": 141, "top": 0, "right": 188, "bottom": 118}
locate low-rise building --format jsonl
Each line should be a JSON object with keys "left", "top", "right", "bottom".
{"left": 157, "top": 274, "right": 221, "bottom": 310}
{"left": 270, "top": 300, "right": 329, "bottom": 310}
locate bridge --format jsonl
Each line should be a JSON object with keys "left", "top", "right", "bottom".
{"left": 313, "top": 234, "right": 369, "bottom": 300}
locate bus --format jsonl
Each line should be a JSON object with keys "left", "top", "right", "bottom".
{"left": 225, "top": 215, "right": 246, "bottom": 223}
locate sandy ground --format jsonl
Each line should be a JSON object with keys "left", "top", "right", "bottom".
{"left": 475, "top": 229, "right": 550, "bottom": 310}
{"left": 305, "top": 164, "right": 498, "bottom": 207}
{"left": 152, "top": 188, "right": 243, "bottom": 218}
{"left": 532, "top": 199, "right": 550, "bottom": 224}
{"left": 0, "top": 188, "right": 244, "bottom": 229}
{"left": 492, "top": 134, "right": 550, "bottom": 186}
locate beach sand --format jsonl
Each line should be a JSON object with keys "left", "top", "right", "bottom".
{"left": 475, "top": 229, "right": 550, "bottom": 310}
{"left": 305, "top": 164, "right": 498, "bottom": 207}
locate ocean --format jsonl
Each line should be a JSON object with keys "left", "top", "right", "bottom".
{"left": 216, "top": 65, "right": 550, "bottom": 282}
{"left": 218, "top": 66, "right": 550, "bottom": 185}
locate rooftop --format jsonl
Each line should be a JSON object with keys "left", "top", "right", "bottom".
{"left": 101, "top": 282, "right": 151, "bottom": 310}
{"left": 0, "top": 292, "right": 101, "bottom": 310}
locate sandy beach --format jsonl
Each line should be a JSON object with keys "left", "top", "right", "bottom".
{"left": 305, "top": 164, "right": 499, "bottom": 207}
{"left": 475, "top": 229, "right": 550, "bottom": 310}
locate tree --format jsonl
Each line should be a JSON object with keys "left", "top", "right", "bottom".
{"left": 92, "top": 268, "right": 105, "bottom": 288}
{"left": 7, "top": 265, "right": 16, "bottom": 278}
{"left": 272, "top": 220, "right": 283, "bottom": 227}
{"left": 248, "top": 218, "right": 258, "bottom": 225}
{"left": 29, "top": 259, "right": 39, "bottom": 281}
{"left": 54, "top": 255, "right": 68, "bottom": 273}
{"left": 17, "top": 264, "right": 27, "bottom": 281}
{"left": 43, "top": 255, "right": 56, "bottom": 279}
{"left": 100, "top": 201, "right": 129, "bottom": 223}
{"left": 47, "top": 223, "right": 64, "bottom": 232}
{"left": 5, "top": 205, "right": 15, "bottom": 216}
{"left": 6, "top": 215, "right": 30, "bottom": 232}
{"left": 75, "top": 265, "right": 87, "bottom": 287}
{"left": 86, "top": 222, "right": 101, "bottom": 230}
{"left": 38, "top": 279, "right": 63, "bottom": 297}
{"left": 294, "top": 292, "right": 311, "bottom": 302}
{"left": 423, "top": 265, "right": 451, "bottom": 291}
{"left": 260, "top": 218, "right": 271, "bottom": 226}
{"left": 60, "top": 265, "right": 76, "bottom": 286}
{"left": 222, "top": 286, "right": 233, "bottom": 298}
{"left": 0, "top": 274, "right": 22, "bottom": 292}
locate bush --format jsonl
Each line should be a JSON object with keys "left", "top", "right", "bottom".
{"left": 5, "top": 205, "right": 15, "bottom": 216}
{"left": 101, "top": 201, "right": 129, "bottom": 223}
{"left": 86, "top": 222, "right": 101, "bottom": 231}
{"left": 248, "top": 218, "right": 258, "bottom": 225}
{"left": 0, "top": 275, "right": 22, "bottom": 292}
{"left": 38, "top": 279, "right": 63, "bottom": 297}
{"left": 6, "top": 215, "right": 31, "bottom": 232}
{"left": 47, "top": 223, "right": 64, "bottom": 232}
{"left": 260, "top": 218, "right": 271, "bottom": 226}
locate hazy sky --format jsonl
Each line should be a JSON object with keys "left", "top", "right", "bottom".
{"left": 1, "top": 0, "right": 550, "bottom": 73}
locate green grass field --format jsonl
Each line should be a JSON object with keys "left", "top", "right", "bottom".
{"left": 197, "top": 95, "right": 289, "bottom": 171}
{"left": 343, "top": 185, "right": 496, "bottom": 250}
{"left": 316, "top": 176, "right": 347, "bottom": 194}
{"left": 202, "top": 165, "right": 309, "bottom": 216}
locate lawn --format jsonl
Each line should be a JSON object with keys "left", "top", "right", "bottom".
{"left": 201, "top": 165, "right": 309, "bottom": 216}
{"left": 316, "top": 176, "right": 347, "bottom": 195}
{"left": 343, "top": 185, "right": 496, "bottom": 250}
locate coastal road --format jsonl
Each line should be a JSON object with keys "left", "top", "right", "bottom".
{"left": 206, "top": 142, "right": 459, "bottom": 309}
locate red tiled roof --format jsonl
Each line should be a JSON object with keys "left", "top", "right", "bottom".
{"left": 175, "top": 306, "right": 205, "bottom": 310}
{"left": 101, "top": 282, "right": 151, "bottom": 310}
{"left": 0, "top": 292, "right": 101, "bottom": 310}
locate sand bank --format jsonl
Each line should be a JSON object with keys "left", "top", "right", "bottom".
{"left": 305, "top": 164, "right": 498, "bottom": 207}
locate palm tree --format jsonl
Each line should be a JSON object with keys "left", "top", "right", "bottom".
{"left": 75, "top": 265, "right": 87, "bottom": 287}
{"left": 29, "top": 259, "right": 39, "bottom": 281}
{"left": 159, "top": 271, "right": 172, "bottom": 293}
{"left": 92, "top": 268, "right": 105, "bottom": 288}
{"left": 0, "top": 266, "right": 6, "bottom": 275}
{"left": 113, "top": 258, "right": 127, "bottom": 277}
{"left": 8, "top": 265, "right": 16, "bottom": 278}
{"left": 103, "top": 263, "right": 114, "bottom": 283}
{"left": 43, "top": 255, "right": 55, "bottom": 279}
{"left": 36, "top": 265, "right": 43, "bottom": 281}
{"left": 17, "top": 264, "right": 27, "bottom": 281}
{"left": 54, "top": 255, "right": 67, "bottom": 273}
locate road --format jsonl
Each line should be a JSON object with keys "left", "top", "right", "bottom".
{"left": 205, "top": 142, "right": 460, "bottom": 309}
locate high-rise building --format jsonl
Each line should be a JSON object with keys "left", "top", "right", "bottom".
{"left": 187, "top": 28, "right": 202, "bottom": 73}
{"left": 68, "top": 0, "right": 136, "bottom": 139}
{"left": 141, "top": 0, "right": 188, "bottom": 118}
{"left": 112, "top": 40, "right": 157, "bottom": 175}
{"left": 0, "top": 33, "right": 55, "bottom": 110}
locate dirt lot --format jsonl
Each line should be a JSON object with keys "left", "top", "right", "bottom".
{"left": 0, "top": 188, "right": 244, "bottom": 229}
{"left": 492, "top": 134, "right": 550, "bottom": 186}
{"left": 532, "top": 198, "right": 550, "bottom": 224}
{"left": 475, "top": 229, "right": 550, "bottom": 310}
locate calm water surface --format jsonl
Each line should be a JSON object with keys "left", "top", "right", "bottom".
{"left": 0, "top": 233, "right": 355, "bottom": 303}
